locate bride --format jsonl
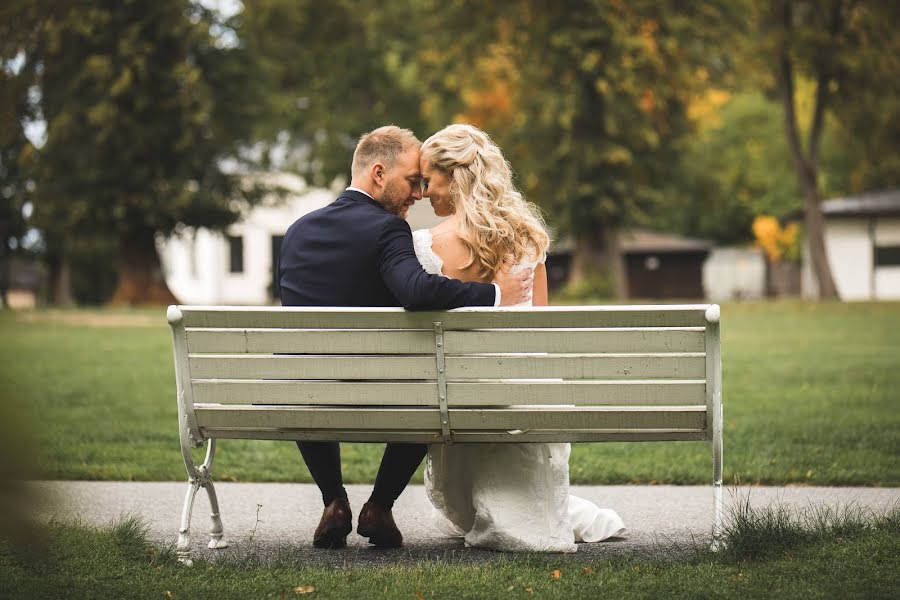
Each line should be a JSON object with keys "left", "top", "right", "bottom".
{"left": 413, "top": 124, "right": 625, "bottom": 552}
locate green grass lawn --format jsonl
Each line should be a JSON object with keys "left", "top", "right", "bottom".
{"left": 3, "top": 506, "right": 898, "bottom": 599}
{"left": 0, "top": 302, "right": 898, "bottom": 485}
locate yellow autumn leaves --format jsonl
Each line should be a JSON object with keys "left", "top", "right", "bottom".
{"left": 753, "top": 215, "right": 800, "bottom": 263}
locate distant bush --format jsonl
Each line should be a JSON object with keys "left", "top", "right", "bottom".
{"left": 553, "top": 274, "right": 615, "bottom": 302}
{"left": 69, "top": 236, "right": 119, "bottom": 305}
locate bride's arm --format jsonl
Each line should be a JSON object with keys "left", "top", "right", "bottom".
{"left": 532, "top": 263, "right": 548, "bottom": 306}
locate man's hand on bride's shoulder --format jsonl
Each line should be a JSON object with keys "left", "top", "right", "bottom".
{"left": 494, "top": 256, "right": 534, "bottom": 306}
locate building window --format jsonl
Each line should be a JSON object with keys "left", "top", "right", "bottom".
{"left": 227, "top": 235, "right": 244, "bottom": 273}
{"left": 875, "top": 246, "right": 900, "bottom": 267}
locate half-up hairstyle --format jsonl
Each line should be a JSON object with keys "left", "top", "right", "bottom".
{"left": 421, "top": 124, "right": 550, "bottom": 279}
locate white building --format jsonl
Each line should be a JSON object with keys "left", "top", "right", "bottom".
{"left": 159, "top": 178, "right": 446, "bottom": 305}
{"left": 802, "top": 189, "right": 900, "bottom": 300}
{"left": 160, "top": 175, "right": 334, "bottom": 305}
{"left": 703, "top": 246, "right": 767, "bottom": 301}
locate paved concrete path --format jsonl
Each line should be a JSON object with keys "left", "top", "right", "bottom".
{"left": 28, "top": 482, "right": 899, "bottom": 566}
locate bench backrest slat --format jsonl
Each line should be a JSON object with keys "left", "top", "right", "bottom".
{"left": 185, "top": 327, "right": 704, "bottom": 355}
{"left": 444, "top": 329, "right": 704, "bottom": 354}
{"left": 179, "top": 305, "right": 710, "bottom": 329}
{"left": 187, "top": 353, "right": 705, "bottom": 381}
{"left": 186, "top": 329, "right": 435, "bottom": 354}
{"left": 191, "top": 380, "right": 706, "bottom": 406}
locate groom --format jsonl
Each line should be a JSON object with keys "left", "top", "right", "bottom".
{"left": 279, "top": 125, "right": 534, "bottom": 549}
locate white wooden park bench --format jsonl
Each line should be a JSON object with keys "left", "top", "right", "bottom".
{"left": 167, "top": 304, "right": 724, "bottom": 562}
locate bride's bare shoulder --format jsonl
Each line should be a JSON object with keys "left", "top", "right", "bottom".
{"left": 429, "top": 224, "right": 487, "bottom": 282}
{"left": 430, "top": 226, "right": 462, "bottom": 252}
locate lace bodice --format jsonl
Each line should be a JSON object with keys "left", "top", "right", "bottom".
{"left": 412, "top": 229, "right": 543, "bottom": 307}
{"left": 412, "top": 229, "right": 447, "bottom": 277}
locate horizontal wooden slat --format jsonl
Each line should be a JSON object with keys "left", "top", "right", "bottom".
{"left": 177, "top": 305, "right": 712, "bottom": 330}
{"left": 193, "top": 381, "right": 439, "bottom": 405}
{"left": 450, "top": 406, "right": 706, "bottom": 431}
{"left": 200, "top": 428, "right": 708, "bottom": 443}
{"left": 444, "top": 329, "right": 705, "bottom": 353}
{"left": 446, "top": 354, "right": 705, "bottom": 379}
{"left": 188, "top": 353, "right": 704, "bottom": 381}
{"left": 185, "top": 328, "right": 705, "bottom": 355}
{"left": 195, "top": 405, "right": 440, "bottom": 430}
{"left": 191, "top": 380, "right": 706, "bottom": 406}
{"left": 194, "top": 405, "right": 706, "bottom": 431}
{"left": 186, "top": 329, "right": 434, "bottom": 354}
{"left": 189, "top": 355, "right": 436, "bottom": 380}
{"left": 448, "top": 381, "right": 706, "bottom": 405}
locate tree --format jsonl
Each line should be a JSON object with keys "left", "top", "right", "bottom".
{"left": 0, "top": 65, "right": 34, "bottom": 307}
{"left": 405, "top": 1, "right": 741, "bottom": 295}
{"left": 1, "top": 0, "right": 272, "bottom": 305}
{"left": 0, "top": 1, "right": 43, "bottom": 306}
{"left": 755, "top": 0, "right": 900, "bottom": 299}
{"left": 238, "top": 0, "right": 427, "bottom": 186}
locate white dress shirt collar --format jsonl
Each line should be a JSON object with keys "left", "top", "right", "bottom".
{"left": 346, "top": 186, "right": 374, "bottom": 200}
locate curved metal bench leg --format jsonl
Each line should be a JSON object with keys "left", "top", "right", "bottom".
{"left": 177, "top": 480, "right": 201, "bottom": 565}
{"left": 177, "top": 438, "right": 228, "bottom": 565}
{"left": 200, "top": 439, "right": 228, "bottom": 549}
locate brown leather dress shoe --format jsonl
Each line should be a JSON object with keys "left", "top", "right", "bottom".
{"left": 357, "top": 500, "right": 403, "bottom": 548}
{"left": 313, "top": 498, "right": 352, "bottom": 549}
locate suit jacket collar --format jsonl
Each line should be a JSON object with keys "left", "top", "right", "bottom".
{"left": 339, "top": 189, "right": 385, "bottom": 211}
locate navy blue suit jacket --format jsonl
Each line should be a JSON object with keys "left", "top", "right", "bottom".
{"left": 279, "top": 190, "right": 496, "bottom": 309}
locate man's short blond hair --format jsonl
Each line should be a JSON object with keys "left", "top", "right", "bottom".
{"left": 351, "top": 126, "right": 421, "bottom": 179}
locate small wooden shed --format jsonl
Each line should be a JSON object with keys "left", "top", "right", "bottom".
{"left": 619, "top": 229, "right": 712, "bottom": 299}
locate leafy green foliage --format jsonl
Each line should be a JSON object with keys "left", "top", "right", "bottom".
{"left": 238, "top": 0, "right": 428, "bottom": 186}
{"left": 404, "top": 1, "right": 744, "bottom": 275}
{"left": 1, "top": 0, "right": 275, "bottom": 302}
{"left": 661, "top": 90, "right": 854, "bottom": 244}
{"left": 0, "top": 33, "right": 38, "bottom": 301}
{"left": 29, "top": 1, "right": 266, "bottom": 236}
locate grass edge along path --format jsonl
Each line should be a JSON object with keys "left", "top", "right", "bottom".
{"left": 2, "top": 502, "right": 898, "bottom": 599}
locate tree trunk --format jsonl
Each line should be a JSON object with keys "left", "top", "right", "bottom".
{"left": 46, "top": 254, "right": 75, "bottom": 307}
{"left": 799, "top": 170, "right": 839, "bottom": 299}
{"left": 0, "top": 254, "right": 9, "bottom": 309}
{"left": 569, "top": 223, "right": 626, "bottom": 299}
{"left": 776, "top": 0, "right": 841, "bottom": 300}
{"left": 108, "top": 230, "right": 179, "bottom": 306}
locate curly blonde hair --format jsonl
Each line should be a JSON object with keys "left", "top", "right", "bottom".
{"left": 421, "top": 124, "right": 550, "bottom": 279}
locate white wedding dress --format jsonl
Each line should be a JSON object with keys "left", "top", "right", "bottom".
{"left": 412, "top": 229, "right": 626, "bottom": 552}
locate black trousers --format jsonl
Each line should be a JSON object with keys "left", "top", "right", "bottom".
{"left": 297, "top": 441, "right": 427, "bottom": 510}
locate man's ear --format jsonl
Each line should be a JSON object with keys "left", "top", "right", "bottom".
{"left": 371, "top": 162, "right": 387, "bottom": 188}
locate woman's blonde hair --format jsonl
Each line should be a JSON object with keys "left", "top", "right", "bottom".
{"left": 421, "top": 124, "right": 550, "bottom": 279}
